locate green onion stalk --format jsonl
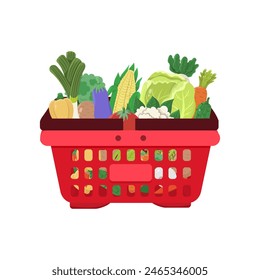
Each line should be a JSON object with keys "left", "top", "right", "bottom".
{"left": 50, "top": 51, "right": 86, "bottom": 118}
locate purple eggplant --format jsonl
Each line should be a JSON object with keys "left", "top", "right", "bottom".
{"left": 92, "top": 88, "right": 112, "bottom": 118}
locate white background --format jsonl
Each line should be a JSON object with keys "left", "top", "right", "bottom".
{"left": 1, "top": 0, "right": 259, "bottom": 279}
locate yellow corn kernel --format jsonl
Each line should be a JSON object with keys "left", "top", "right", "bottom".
{"left": 113, "top": 70, "right": 136, "bottom": 113}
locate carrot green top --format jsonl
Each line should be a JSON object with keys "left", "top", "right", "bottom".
{"left": 199, "top": 69, "right": 216, "bottom": 88}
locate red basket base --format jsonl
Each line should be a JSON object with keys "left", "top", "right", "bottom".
{"left": 70, "top": 202, "right": 110, "bottom": 209}
{"left": 154, "top": 202, "right": 191, "bottom": 208}
{"left": 70, "top": 202, "right": 191, "bottom": 209}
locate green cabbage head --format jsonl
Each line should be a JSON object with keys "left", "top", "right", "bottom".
{"left": 140, "top": 71, "right": 196, "bottom": 118}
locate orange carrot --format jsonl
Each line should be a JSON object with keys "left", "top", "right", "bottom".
{"left": 194, "top": 86, "right": 207, "bottom": 108}
{"left": 195, "top": 69, "right": 216, "bottom": 108}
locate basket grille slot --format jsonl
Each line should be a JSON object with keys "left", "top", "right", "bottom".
{"left": 98, "top": 150, "right": 107, "bottom": 161}
{"left": 84, "top": 149, "right": 93, "bottom": 161}
{"left": 70, "top": 167, "right": 79, "bottom": 180}
{"left": 154, "top": 167, "right": 163, "bottom": 179}
{"left": 168, "top": 149, "right": 177, "bottom": 161}
{"left": 98, "top": 167, "right": 107, "bottom": 179}
{"left": 84, "top": 167, "right": 93, "bottom": 179}
{"left": 183, "top": 185, "right": 191, "bottom": 197}
{"left": 84, "top": 185, "right": 93, "bottom": 196}
{"left": 112, "top": 149, "right": 121, "bottom": 161}
{"left": 154, "top": 150, "right": 163, "bottom": 161}
{"left": 168, "top": 185, "right": 177, "bottom": 196}
{"left": 183, "top": 149, "right": 191, "bottom": 161}
{"left": 155, "top": 185, "right": 163, "bottom": 196}
{"left": 127, "top": 149, "right": 135, "bottom": 161}
{"left": 71, "top": 185, "right": 79, "bottom": 197}
{"left": 140, "top": 149, "right": 149, "bottom": 161}
{"left": 168, "top": 167, "right": 177, "bottom": 179}
{"left": 72, "top": 149, "right": 79, "bottom": 161}
{"left": 140, "top": 185, "right": 149, "bottom": 196}
{"left": 183, "top": 167, "right": 191, "bottom": 179}
{"left": 112, "top": 185, "right": 121, "bottom": 196}
{"left": 128, "top": 185, "right": 135, "bottom": 196}
{"left": 99, "top": 185, "right": 107, "bottom": 196}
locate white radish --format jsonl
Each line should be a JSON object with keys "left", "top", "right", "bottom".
{"left": 72, "top": 102, "right": 79, "bottom": 118}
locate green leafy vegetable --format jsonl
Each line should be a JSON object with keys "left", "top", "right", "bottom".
{"left": 171, "top": 82, "right": 196, "bottom": 118}
{"left": 140, "top": 71, "right": 189, "bottom": 105}
{"left": 133, "top": 98, "right": 145, "bottom": 113}
{"left": 108, "top": 86, "right": 118, "bottom": 112}
{"left": 56, "top": 55, "right": 69, "bottom": 74}
{"left": 134, "top": 68, "right": 138, "bottom": 80}
{"left": 146, "top": 96, "right": 160, "bottom": 108}
{"left": 120, "top": 66, "right": 129, "bottom": 80}
{"left": 168, "top": 54, "right": 199, "bottom": 77}
{"left": 78, "top": 74, "right": 105, "bottom": 103}
{"left": 66, "top": 51, "right": 76, "bottom": 62}
{"left": 170, "top": 110, "right": 180, "bottom": 119}
{"left": 127, "top": 92, "right": 140, "bottom": 112}
{"left": 161, "top": 99, "right": 174, "bottom": 113}
{"left": 114, "top": 73, "right": 121, "bottom": 86}
{"left": 67, "top": 58, "right": 81, "bottom": 83}
{"left": 136, "top": 78, "right": 142, "bottom": 91}
{"left": 70, "top": 63, "right": 85, "bottom": 102}
{"left": 129, "top": 63, "right": 135, "bottom": 71}
{"left": 50, "top": 51, "right": 85, "bottom": 103}
{"left": 194, "top": 98, "right": 212, "bottom": 119}
{"left": 49, "top": 65, "right": 70, "bottom": 94}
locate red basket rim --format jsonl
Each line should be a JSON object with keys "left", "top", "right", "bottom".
{"left": 41, "top": 130, "right": 220, "bottom": 147}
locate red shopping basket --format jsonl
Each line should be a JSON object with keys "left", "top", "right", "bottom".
{"left": 40, "top": 109, "right": 220, "bottom": 208}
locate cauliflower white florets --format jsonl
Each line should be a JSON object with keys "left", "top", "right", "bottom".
{"left": 135, "top": 106, "right": 173, "bottom": 119}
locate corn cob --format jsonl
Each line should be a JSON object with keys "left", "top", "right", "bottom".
{"left": 108, "top": 64, "right": 142, "bottom": 113}
{"left": 113, "top": 70, "right": 135, "bottom": 113}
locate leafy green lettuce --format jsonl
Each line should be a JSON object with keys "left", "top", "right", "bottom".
{"left": 171, "top": 82, "right": 196, "bottom": 118}
{"left": 140, "top": 71, "right": 195, "bottom": 118}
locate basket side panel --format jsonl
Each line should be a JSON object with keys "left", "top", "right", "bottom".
{"left": 50, "top": 145, "right": 211, "bottom": 208}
